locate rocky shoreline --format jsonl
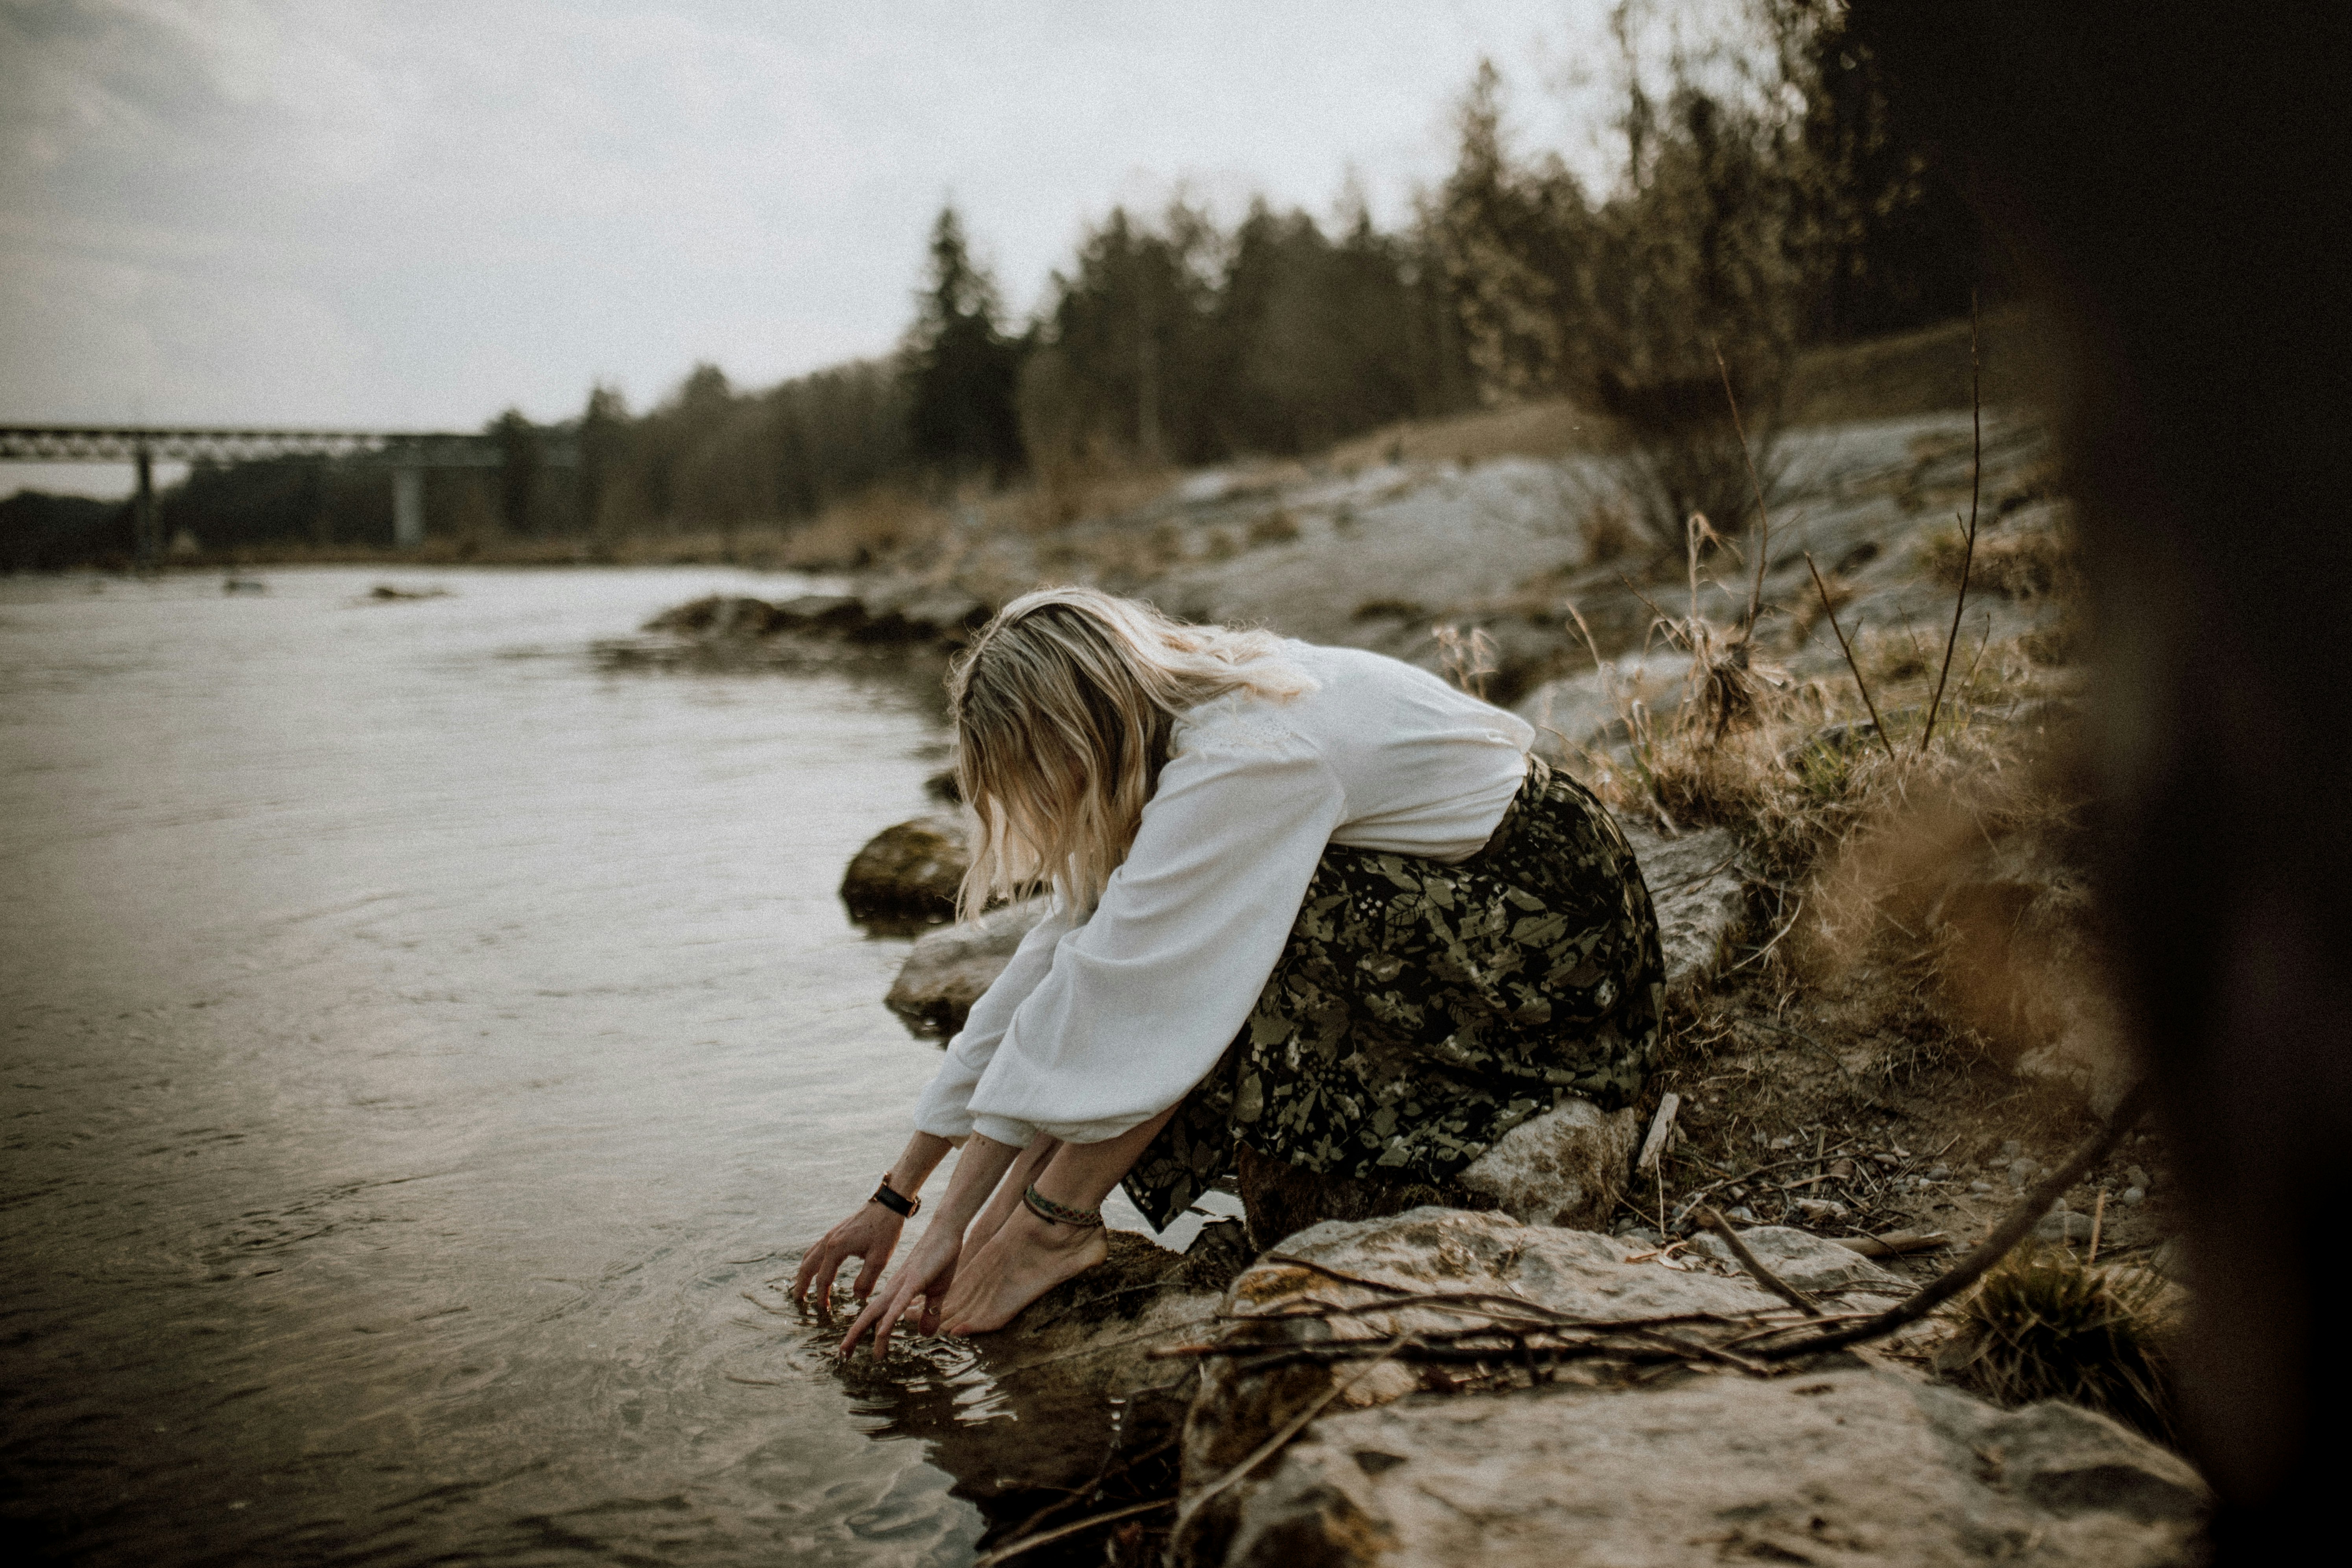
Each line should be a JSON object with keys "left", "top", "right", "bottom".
{"left": 639, "top": 408, "right": 2193, "bottom": 1563}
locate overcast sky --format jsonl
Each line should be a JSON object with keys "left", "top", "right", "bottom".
{"left": 3, "top": 0, "right": 1639, "bottom": 496}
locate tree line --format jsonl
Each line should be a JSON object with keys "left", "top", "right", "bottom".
{"left": 5, "top": 1, "right": 1981, "bottom": 564}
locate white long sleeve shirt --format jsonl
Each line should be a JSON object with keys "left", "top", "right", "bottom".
{"left": 911, "top": 641, "right": 1535, "bottom": 1149}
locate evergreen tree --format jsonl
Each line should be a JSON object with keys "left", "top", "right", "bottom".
{"left": 903, "top": 207, "right": 1026, "bottom": 480}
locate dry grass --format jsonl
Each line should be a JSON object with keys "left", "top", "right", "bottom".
{"left": 1924, "top": 520, "right": 2080, "bottom": 601}
{"left": 1937, "top": 1245, "right": 2177, "bottom": 1441}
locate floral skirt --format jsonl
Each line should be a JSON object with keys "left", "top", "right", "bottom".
{"left": 1123, "top": 756, "right": 1665, "bottom": 1232}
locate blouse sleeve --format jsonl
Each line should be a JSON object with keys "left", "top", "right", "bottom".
{"left": 910, "top": 898, "right": 1077, "bottom": 1143}
{"left": 963, "top": 715, "right": 1347, "bottom": 1148}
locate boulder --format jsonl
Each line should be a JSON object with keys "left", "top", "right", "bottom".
{"left": 1202, "top": 1369, "right": 2207, "bottom": 1567}
{"left": 1455, "top": 1096, "right": 1638, "bottom": 1227}
{"left": 1174, "top": 1206, "right": 2208, "bottom": 1567}
{"left": 839, "top": 815, "right": 969, "bottom": 926}
{"left": 1618, "top": 820, "right": 1747, "bottom": 990}
{"left": 1178, "top": 1206, "right": 1798, "bottom": 1555}
{"left": 884, "top": 896, "right": 1050, "bottom": 1037}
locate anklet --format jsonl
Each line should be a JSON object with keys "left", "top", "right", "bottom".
{"left": 1023, "top": 1184, "right": 1104, "bottom": 1229}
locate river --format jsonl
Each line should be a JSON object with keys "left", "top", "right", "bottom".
{"left": 0, "top": 567, "right": 1017, "bottom": 1564}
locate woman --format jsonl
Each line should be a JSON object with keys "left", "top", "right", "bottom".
{"left": 795, "top": 588, "right": 1662, "bottom": 1358}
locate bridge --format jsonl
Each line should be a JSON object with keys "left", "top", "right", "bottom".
{"left": 0, "top": 425, "right": 578, "bottom": 563}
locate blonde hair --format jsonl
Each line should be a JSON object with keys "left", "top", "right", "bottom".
{"left": 950, "top": 587, "right": 1312, "bottom": 917}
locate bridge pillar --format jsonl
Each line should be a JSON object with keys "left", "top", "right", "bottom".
{"left": 391, "top": 465, "right": 425, "bottom": 549}
{"left": 133, "top": 441, "right": 158, "bottom": 570}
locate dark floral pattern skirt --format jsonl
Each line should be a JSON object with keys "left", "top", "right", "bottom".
{"left": 1124, "top": 756, "right": 1665, "bottom": 1232}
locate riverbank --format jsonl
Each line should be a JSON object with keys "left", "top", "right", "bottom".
{"left": 747, "top": 397, "right": 2188, "bottom": 1561}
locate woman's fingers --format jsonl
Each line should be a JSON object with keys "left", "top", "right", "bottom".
{"left": 850, "top": 1245, "right": 890, "bottom": 1303}
{"left": 837, "top": 1282, "right": 896, "bottom": 1358}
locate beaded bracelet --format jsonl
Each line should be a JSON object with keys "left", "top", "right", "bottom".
{"left": 1022, "top": 1184, "right": 1104, "bottom": 1229}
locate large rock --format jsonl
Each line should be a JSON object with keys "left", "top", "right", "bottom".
{"left": 839, "top": 815, "right": 969, "bottom": 926}
{"left": 1177, "top": 1206, "right": 1799, "bottom": 1557}
{"left": 1206, "top": 1369, "right": 2207, "bottom": 1567}
{"left": 1620, "top": 819, "right": 1747, "bottom": 989}
{"left": 884, "top": 896, "right": 1051, "bottom": 1037}
{"left": 1455, "top": 1096, "right": 1638, "bottom": 1227}
{"left": 1174, "top": 1207, "right": 2208, "bottom": 1566}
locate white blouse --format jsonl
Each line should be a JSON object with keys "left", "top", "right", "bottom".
{"left": 911, "top": 640, "right": 1535, "bottom": 1150}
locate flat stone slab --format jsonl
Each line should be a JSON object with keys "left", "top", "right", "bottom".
{"left": 1209, "top": 1368, "right": 2207, "bottom": 1567}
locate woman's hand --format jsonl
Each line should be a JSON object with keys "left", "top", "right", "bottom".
{"left": 837, "top": 1222, "right": 960, "bottom": 1360}
{"left": 792, "top": 1201, "right": 905, "bottom": 1314}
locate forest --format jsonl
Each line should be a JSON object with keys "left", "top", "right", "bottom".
{"left": 4, "top": 1, "right": 1984, "bottom": 567}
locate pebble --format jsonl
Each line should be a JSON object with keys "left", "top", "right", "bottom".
{"left": 1969, "top": 1180, "right": 1995, "bottom": 1195}
{"left": 2007, "top": 1158, "right": 2039, "bottom": 1189}
{"left": 2125, "top": 1164, "right": 2152, "bottom": 1192}
{"left": 1769, "top": 1135, "right": 1797, "bottom": 1151}
{"left": 1727, "top": 1206, "right": 1760, "bottom": 1224}
{"left": 2035, "top": 1208, "right": 2096, "bottom": 1245}
{"left": 2121, "top": 1186, "right": 2146, "bottom": 1206}
{"left": 1621, "top": 1227, "right": 1663, "bottom": 1248}
{"left": 2001, "top": 1139, "right": 2024, "bottom": 1161}
{"left": 1793, "top": 1197, "right": 1850, "bottom": 1222}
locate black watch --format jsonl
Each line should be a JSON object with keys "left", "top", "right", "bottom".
{"left": 870, "top": 1174, "right": 920, "bottom": 1218}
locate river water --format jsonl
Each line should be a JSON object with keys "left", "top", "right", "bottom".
{"left": 0, "top": 567, "right": 1022, "bottom": 1564}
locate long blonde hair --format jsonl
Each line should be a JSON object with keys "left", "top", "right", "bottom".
{"left": 950, "top": 587, "right": 1312, "bottom": 917}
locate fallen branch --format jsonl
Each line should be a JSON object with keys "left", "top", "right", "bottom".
{"left": 1760, "top": 1077, "right": 2155, "bottom": 1360}
{"left": 1699, "top": 1207, "right": 1824, "bottom": 1317}
{"left": 1804, "top": 552, "right": 1898, "bottom": 762}
{"left": 1835, "top": 1230, "right": 1950, "bottom": 1259}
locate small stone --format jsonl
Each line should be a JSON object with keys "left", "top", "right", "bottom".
{"left": 1926, "top": 1165, "right": 1951, "bottom": 1181}
{"left": 2007, "top": 1158, "right": 2039, "bottom": 1189}
{"left": 2001, "top": 1139, "right": 2024, "bottom": 1160}
{"left": 1792, "top": 1197, "right": 1850, "bottom": 1223}
{"left": 839, "top": 815, "right": 969, "bottom": 925}
{"left": 1969, "top": 1181, "right": 1995, "bottom": 1195}
{"left": 1621, "top": 1227, "right": 1662, "bottom": 1249}
{"left": 1769, "top": 1135, "right": 1797, "bottom": 1151}
{"left": 2035, "top": 1208, "right": 2096, "bottom": 1245}
{"left": 2121, "top": 1186, "right": 2146, "bottom": 1206}
{"left": 1727, "top": 1206, "right": 1760, "bottom": 1224}
{"left": 2125, "top": 1164, "right": 2151, "bottom": 1192}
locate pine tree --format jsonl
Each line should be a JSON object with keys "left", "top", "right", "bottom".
{"left": 904, "top": 207, "right": 1026, "bottom": 481}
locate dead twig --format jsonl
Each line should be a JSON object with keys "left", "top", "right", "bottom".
{"left": 1699, "top": 1207, "right": 1824, "bottom": 1317}
{"left": 1716, "top": 340, "right": 1773, "bottom": 637}
{"left": 1920, "top": 291, "right": 1983, "bottom": 754}
{"left": 1637, "top": 1092, "right": 1683, "bottom": 1175}
{"left": 1760, "top": 1077, "right": 2155, "bottom": 1360}
{"left": 970, "top": 1498, "right": 1173, "bottom": 1567}
{"left": 1834, "top": 1230, "right": 1950, "bottom": 1259}
{"left": 1171, "top": 1335, "right": 1421, "bottom": 1536}
{"left": 1804, "top": 552, "right": 1898, "bottom": 762}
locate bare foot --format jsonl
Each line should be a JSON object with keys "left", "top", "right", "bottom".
{"left": 938, "top": 1208, "right": 1107, "bottom": 1335}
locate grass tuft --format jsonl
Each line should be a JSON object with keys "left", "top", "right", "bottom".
{"left": 1937, "top": 1244, "right": 2177, "bottom": 1442}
